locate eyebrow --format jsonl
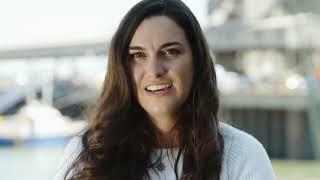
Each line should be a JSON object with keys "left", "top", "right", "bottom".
{"left": 160, "top": 41, "right": 183, "bottom": 49}
{"left": 129, "top": 41, "right": 183, "bottom": 51}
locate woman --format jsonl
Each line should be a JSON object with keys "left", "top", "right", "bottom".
{"left": 56, "top": 0, "right": 275, "bottom": 179}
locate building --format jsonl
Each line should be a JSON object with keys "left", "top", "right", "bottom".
{"left": 206, "top": 0, "right": 320, "bottom": 159}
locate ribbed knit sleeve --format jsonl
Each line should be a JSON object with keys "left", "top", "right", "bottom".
{"left": 219, "top": 122, "right": 276, "bottom": 180}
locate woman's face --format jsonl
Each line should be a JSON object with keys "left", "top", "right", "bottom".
{"left": 128, "top": 16, "right": 193, "bottom": 119}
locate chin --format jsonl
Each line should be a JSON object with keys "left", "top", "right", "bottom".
{"left": 145, "top": 107, "right": 176, "bottom": 117}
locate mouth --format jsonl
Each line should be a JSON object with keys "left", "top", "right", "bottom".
{"left": 144, "top": 83, "right": 173, "bottom": 93}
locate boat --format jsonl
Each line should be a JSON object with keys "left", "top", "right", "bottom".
{"left": 0, "top": 100, "right": 87, "bottom": 146}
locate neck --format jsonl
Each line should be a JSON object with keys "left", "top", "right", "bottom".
{"left": 148, "top": 114, "right": 179, "bottom": 148}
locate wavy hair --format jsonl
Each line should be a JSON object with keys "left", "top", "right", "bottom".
{"left": 64, "top": 0, "right": 223, "bottom": 179}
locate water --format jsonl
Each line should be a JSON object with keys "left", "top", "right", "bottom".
{"left": 0, "top": 144, "right": 66, "bottom": 180}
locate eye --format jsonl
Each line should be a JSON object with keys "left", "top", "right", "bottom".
{"left": 129, "top": 52, "right": 146, "bottom": 61}
{"left": 162, "top": 49, "right": 180, "bottom": 56}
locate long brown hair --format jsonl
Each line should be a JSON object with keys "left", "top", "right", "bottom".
{"left": 65, "top": 0, "right": 223, "bottom": 179}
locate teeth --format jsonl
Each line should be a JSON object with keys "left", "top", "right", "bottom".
{"left": 146, "top": 84, "right": 171, "bottom": 91}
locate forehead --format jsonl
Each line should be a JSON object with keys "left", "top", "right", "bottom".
{"left": 129, "top": 16, "right": 188, "bottom": 47}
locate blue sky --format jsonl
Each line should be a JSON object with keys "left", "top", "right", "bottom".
{"left": 0, "top": 0, "right": 208, "bottom": 48}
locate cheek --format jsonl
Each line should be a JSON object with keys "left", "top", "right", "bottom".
{"left": 177, "top": 60, "right": 193, "bottom": 87}
{"left": 130, "top": 66, "right": 143, "bottom": 95}
{"left": 129, "top": 64, "right": 136, "bottom": 83}
{"left": 169, "top": 60, "right": 193, "bottom": 102}
{"left": 183, "top": 68, "right": 193, "bottom": 96}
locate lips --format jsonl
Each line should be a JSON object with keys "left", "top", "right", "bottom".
{"left": 145, "top": 83, "right": 173, "bottom": 92}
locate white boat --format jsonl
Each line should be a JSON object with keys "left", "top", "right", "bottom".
{"left": 0, "top": 100, "right": 87, "bottom": 146}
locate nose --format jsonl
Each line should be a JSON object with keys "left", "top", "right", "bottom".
{"left": 145, "top": 56, "right": 167, "bottom": 78}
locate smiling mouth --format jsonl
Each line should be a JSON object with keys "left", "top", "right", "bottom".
{"left": 145, "top": 83, "right": 173, "bottom": 92}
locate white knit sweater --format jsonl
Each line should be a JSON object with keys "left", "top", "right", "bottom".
{"left": 55, "top": 122, "right": 276, "bottom": 180}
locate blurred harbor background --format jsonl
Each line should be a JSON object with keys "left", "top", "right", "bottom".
{"left": 0, "top": 0, "right": 319, "bottom": 179}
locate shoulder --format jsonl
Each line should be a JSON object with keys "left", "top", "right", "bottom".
{"left": 219, "top": 122, "right": 265, "bottom": 152}
{"left": 218, "top": 122, "right": 276, "bottom": 180}
{"left": 54, "top": 135, "right": 83, "bottom": 180}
